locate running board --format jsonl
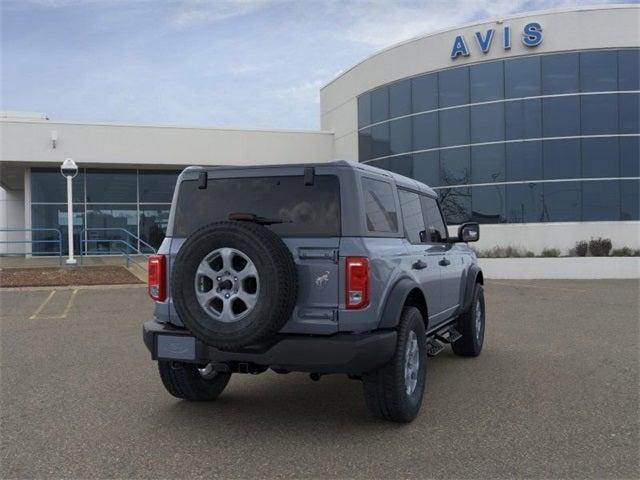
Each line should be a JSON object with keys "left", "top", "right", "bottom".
{"left": 435, "top": 327, "right": 462, "bottom": 344}
{"left": 426, "top": 325, "right": 462, "bottom": 357}
{"left": 427, "top": 339, "right": 445, "bottom": 357}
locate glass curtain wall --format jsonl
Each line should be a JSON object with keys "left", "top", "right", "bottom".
{"left": 31, "top": 168, "right": 179, "bottom": 255}
{"left": 357, "top": 48, "right": 640, "bottom": 224}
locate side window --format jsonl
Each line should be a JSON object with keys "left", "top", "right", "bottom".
{"left": 398, "top": 189, "right": 427, "bottom": 243}
{"left": 420, "top": 195, "right": 448, "bottom": 243}
{"left": 362, "top": 177, "right": 398, "bottom": 233}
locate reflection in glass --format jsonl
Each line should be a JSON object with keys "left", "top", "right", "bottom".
{"left": 371, "top": 87, "right": 389, "bottom": 123}
{"left": 361, "top": 178, "right": 398, "bottom": 233}
{"left": 139, "top": 170, "right": 180, "bottom": 203}
{"left": 583, "top": 181, "right": 620, "bottom": 221}
{"left": 371, "top": 123, "right": 390, "bottom": 158}
{"left": 471, "top": 144, "right": 505, "bottom": 184}
{"left": 580, "top": 51, "right": 617, "bottom": 92}
{"left": 472, "top": 185, "right": 505, "bottom": 223}
{"left": 506, "top": 142, "right": 543, "bottom": 182}
{"left": 470, "top": 61, "right": 504, "bottom": 102}
{"left": 358, "top": 128, "right": 372, "bottom": 162}
{"left": 505, "top": 99, "right": 542, "bottom": 140}
{"left": 438, "top": 187, "right": 471, "bottom": 225}
{"left": 506, "top": 183, "right": 543, "bottom": 223}
{"left": 86, "top": 205, "right": 138, "bottom": 254}
{"left": 543, "top": 96, "right": 580, "bottom": 137}
{"left": 619, "top": 93, "right": 639, "bottom": 134}
{"left": 621, "top": 180, "right": 640, "bottom": 220}
{"left": 398, "top": 189, "right": 426, "bottom": 243}
{"left": 618, "top": 49, "right": 640, "bottom": 91}
{"left": 440, "top": 148, "right": 470, "bottom": 186}
{"left": 542, "top": 53, "right": 579, "bottom": 94}
{"left": 543, "top": 139, "right": 581, "bottom": 180}
{"left": 470, "top": 103, "right": 505, "bottom": 143}
{"left": 439, "top": 67, "right": 469, "bottom": 108}
{"left": 582, "top": 137, "right": 619, "bottom": 178}
{"left": 86, "top": 169, "right": 137, "bottom": 203}
{"left": 412, "top": 73, "right": 438, "bottom": 113}
{"left": 140, "top": 205, "right": 170, "bottom": 250}
{"left": 439, "top": 108, "right": 469, "bottom": 147}
{"left": 413, "top": 152, "right": 440, "bottom": 187}
{"left": 389, "top": 117, "right": 412, "bottom": 155}
{"left": 390, "top": 79, "right": 411, "bottom": 118}
{"left": 620, "top": 136, "right": 640, "bottom": 177}
{"left": 358, "top": 94, "right": 371, "bottom": 128}
{"left": 581, "top": 94, "right": 618, "bottom": 135}
{"left": 542, "top": 182, "right": 581, "bottom": 222}
{"left": 31, "top": 168, "right": 85, "bottom": 203}
{"left": 505, "top": 56, "right": 540, "bottom": 98}
{"left": 31, "top": 204, "right": 84, "bottom": 255}
{"left": 412, "top": 112, "right": 438, "bottom": 151}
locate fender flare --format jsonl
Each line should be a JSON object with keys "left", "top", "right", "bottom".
{"left": 377, "top": 277, "right": 425, "bottom": 329}
{"left": 460, "top": 264, "right": 483, "bottom": 314}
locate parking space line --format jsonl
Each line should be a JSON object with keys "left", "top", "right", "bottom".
{"left": 35, "top": 289, "right": 80, "bottom": 320}
{"left": 29, "top": 290, "right": 56, "bottom": 319}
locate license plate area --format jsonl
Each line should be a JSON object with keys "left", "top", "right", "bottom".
{"left": 156, "top": 335, "right": 196, "bottom": 361}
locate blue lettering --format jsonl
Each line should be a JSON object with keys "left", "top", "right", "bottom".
{"left": 503, "top": 26, "right": 511, "bottom": 50}
{"left": 475, "top": 29, "right": 494, "bottom": 53}
{"left": 522, "top": 22, "right": 543, "bottom": 47}
{"left": 450, "top": 35, "right": 470, "bottom": 59}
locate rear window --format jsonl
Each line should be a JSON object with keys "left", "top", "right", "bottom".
{"left": 173, "top": 175, "right": 341, "bottom": 237}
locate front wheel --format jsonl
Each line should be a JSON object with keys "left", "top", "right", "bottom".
{"left": 452, "top": 283, "right": 485, "bottom": 357}
{"left": 362, "top": 306, "right": 427, "bottom": 423}
{"left": 158, "top": 361, "right": 231, "bottom": 401}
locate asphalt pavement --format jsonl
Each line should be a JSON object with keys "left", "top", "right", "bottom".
{"left": 1, "top": 280, "right": 638, "bottom": 479}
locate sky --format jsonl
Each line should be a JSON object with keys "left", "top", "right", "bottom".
{"left": 0, "top": 0, "right": 631, "bottom": 130}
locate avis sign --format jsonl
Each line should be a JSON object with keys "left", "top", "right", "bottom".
{"left": 450, "top": 22, "right": 543, "bottom": 59}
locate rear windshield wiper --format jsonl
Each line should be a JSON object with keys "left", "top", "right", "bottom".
{"left": 228, "top": 212, "right": 291, "bottom": 225}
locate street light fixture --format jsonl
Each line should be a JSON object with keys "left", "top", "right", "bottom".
{"left": 60, "top": 158, "right": 78, "bottom": 265}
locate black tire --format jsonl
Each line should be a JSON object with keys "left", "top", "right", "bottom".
{"left": 171, "top": 221, "right": 297, "bottom": 350}
{"left": 362, "top": 306, "right": 427, "bottom": 423}
{"left": 452, "top": 283, "right": 485, "bottom": 357}
{"left": 158, "top": 361, "right": 231, "bottom": 401}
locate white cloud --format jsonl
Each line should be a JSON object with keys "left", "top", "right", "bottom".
{"left": 171, "top": 0, "right": 285, "bottom": 28}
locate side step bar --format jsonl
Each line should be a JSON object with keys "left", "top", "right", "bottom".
{"left": 426, "top": 325, "right": 462, "bottom": 357}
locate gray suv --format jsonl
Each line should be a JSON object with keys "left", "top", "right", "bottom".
{"left": 143, "top": 160, "right": 484, "bottom": 423}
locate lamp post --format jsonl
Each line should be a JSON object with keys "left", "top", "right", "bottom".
{"left": 60, "top": 158, "right": 78, "bottom": 265}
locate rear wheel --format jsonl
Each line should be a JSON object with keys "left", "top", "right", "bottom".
{"left": 158, "top": 361, "right": 231, "bottom": 401}
{"left": 362, "top": 306, "right": 427, "bottom": 423}
{"left": 452, "top": 283, "right": 485, "bottom": 357}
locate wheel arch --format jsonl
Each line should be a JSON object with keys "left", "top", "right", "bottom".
{"left": 378, "top": 278, "right": 429, "bottom": 330}
{"left": 460, "top": 264, "right": 483, "bottom": 314}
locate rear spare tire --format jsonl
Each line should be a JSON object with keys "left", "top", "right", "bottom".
{"left": 171, "top": 221, "right": 297, "bottom": 350}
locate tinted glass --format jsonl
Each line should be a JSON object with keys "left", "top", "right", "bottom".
{"left": 389, "top": 79, "right": 411, "bottom": 118}
{"left": 439, "top": 67, "right": 469, "bottom": 107}
{"left": 439, "top": 108, "right": 469, "bottom": 147}
{"left": 370, "top": 87, "right": 389, "bottom": 123}
{"left": 371, "top": 123, "right": 390, "bottom": 158}
{"left": 389, "top": 117, "right": 412, "bottom": 155}
{"left": 175, "top": 176, "right": 341, "bottom": 237}
{"left": 440, "top": 147, "right": 470, "bottom": 186}
{"left": 412, "top": 73, "right": 438, "bottom": 113}
{"left": 583, "top": 180, "right": 620, "bottom": 221}
{"left": 31, "top": 168, "right": 84, "bottom": 203}
{"left": 619, "top": 93, "right": 639, "bottom": 134}
{"left": 470, "top": 61, "right": 504, "bottom": 102}
{"left": 412, "top": 112, "right": 438, "bottom": 151}
{"left": 139, "top": 205, "right": 170, "bottom": 250}
{"left": 86, "top": 169, "right": 136, "bottom": 203}
{"left": 543, "top": 139, "right": 581, "bottom": 179}
{"left": 618, "top": 49, "right": 640, "bottom": 91}
{"left": 410, "top": 152, "right": 438, "bottom": 187}
{"left": 506, "top": 141, "right": 543, "bottom": 182}
{"left": 139, "top": 170, "right": 179, "bottom": 203}
{"left": 361, "top": 177, "right": 398, "bottom": 233}
{"left": 358, "top": 94, "right": 371, "bottom": 128}
{"left": 582, "top": 137, "right": 619, "bottom": 178}
{"left": 505, "top": 56, "right": 540, "bottom": 98}
{"left": 472, "top": 185, "right": 505, "bottom": 224}
{"left": 470, "top": 103, "right": 504, "bottom": 143}
{"left": 506, "top": 183, "right": 543, "bottom": 223}
{"left": 471, "top": 144, "right": 505, "bottom": 184}
{"left": 542, "top": 97, "right": 580, "bottom": 137}
{"left": 580, "top": 51, "right": 617, "bottom": 92}
{"left": 358, "top": 128, "right": 372, "bottom": 162}
{"left": 505, "top": 99, "right": 542, "bottom": 140}
{"left": 621, "top": 180, "right": 640, "bottom": 220}
{"left": 438, "top": 187, "right": 471, "bottom": 224}
{"left": 31, "top": 204, "right": 84, "bottom": 255}
{"left": 543, "top": 182, "right": 581, "bottom": 222}
{"left": 86, "top": 205, "right": 138, "bottom": 254}
{"left": 620, "top": 136, "right": 640, "bottom": 177}
{"left": 420, "top": 195, "right": 448, "bottom": 241}
{"left": 542, "top": 53, "right": 579, "bottom": 94}
{"left": 581, "top": 94, "right": 618, "bottom": 135}
{"left": 398, "top": 189, "right": 426, "bottom": 243}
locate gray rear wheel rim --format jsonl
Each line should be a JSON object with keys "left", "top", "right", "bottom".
{"left": 404, "top": 330, "right": 419, "bottom": 395}
{"left": 194, "top": 247, "right": 260, "bottom": 323}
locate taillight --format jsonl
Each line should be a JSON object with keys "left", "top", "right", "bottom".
{"left": 346, "top": 256, "right": 369, "bottom": 309}
{"left": 148, "top": 254, "right": 166, "bottom": 301}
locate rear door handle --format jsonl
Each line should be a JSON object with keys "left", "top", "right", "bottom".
{"left": 438, "top": 257, "right": 451, "bottom": 267}
{"left": 412, "top": 260, "right": 428, "bottom": 270}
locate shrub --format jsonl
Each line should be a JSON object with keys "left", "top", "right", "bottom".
{"left": 476, "top": 246, "right": 535, "bottom": 258}
{"left": 611, "top": 247, "right": 640, "bottom": 257}
{"left": 589, "top": 237, "right": 612, "bottom": 257}
{"left": 540, "top": 248, "right": 561, "bottom": 257}
{"left": 574, "top": 241, "right": 589, "bottom": 257}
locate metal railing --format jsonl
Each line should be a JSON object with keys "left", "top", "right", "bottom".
{"left": 0, "top": 228, "right": 63, "bottom": 264}
{"left": 79, "top": 227, "right": 156, "bottom": 271}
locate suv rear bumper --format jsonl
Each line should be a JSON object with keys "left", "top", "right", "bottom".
{"left": 143, "top": 320, "right": 397, "bottom": 375}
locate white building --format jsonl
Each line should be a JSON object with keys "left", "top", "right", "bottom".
{"left": 1, "top": 5, "right": 638, "bottom": 256}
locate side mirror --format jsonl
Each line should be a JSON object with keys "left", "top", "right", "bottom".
{"left": 458, "top": 222, "right": 480, "bottom": 242}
